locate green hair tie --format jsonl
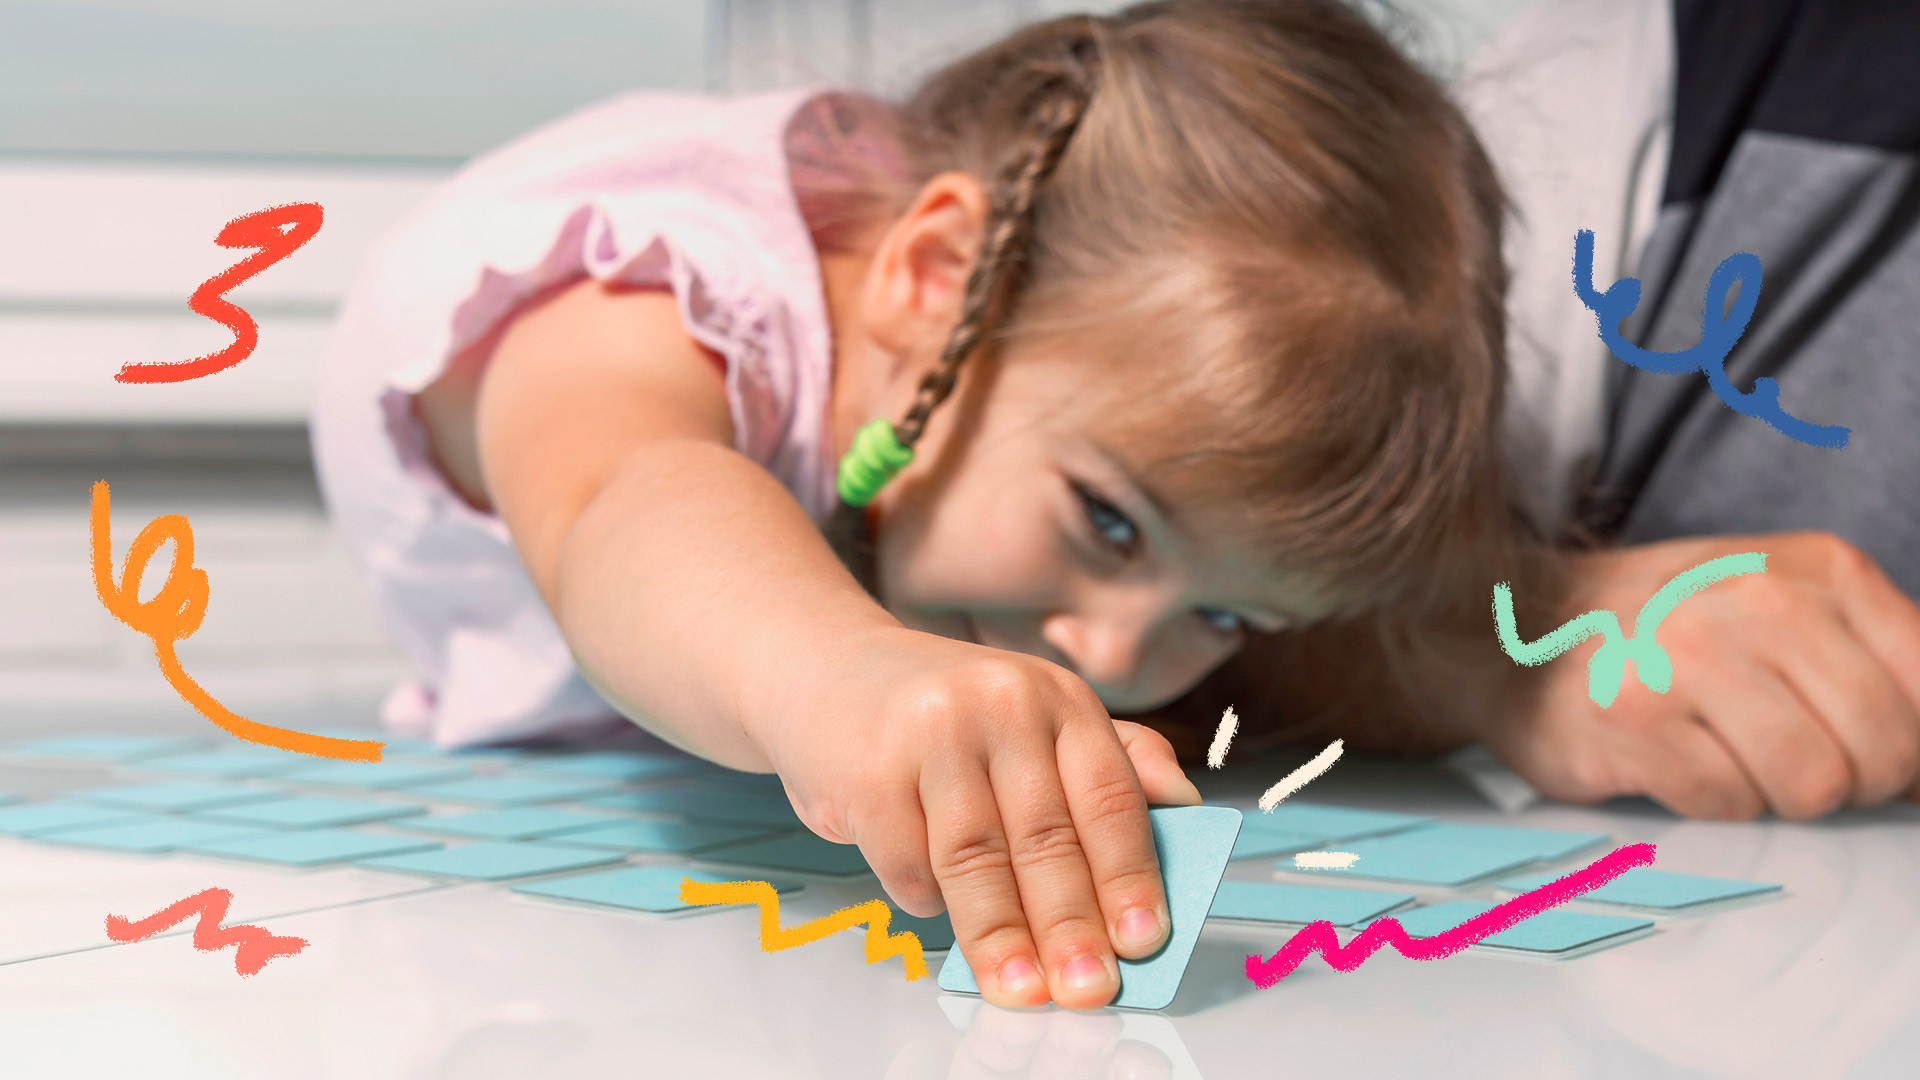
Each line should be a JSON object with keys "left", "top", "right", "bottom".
{"left": 836, "top": 417, "right": 915, "bottom": 507}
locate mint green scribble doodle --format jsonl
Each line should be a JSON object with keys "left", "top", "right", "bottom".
{"left": 1492, "top": 552, "right": 1769, "bottom": 707}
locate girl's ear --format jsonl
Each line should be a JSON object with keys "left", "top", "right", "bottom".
{"left": 863, "top": 171, "right": 989, "bottom": 362}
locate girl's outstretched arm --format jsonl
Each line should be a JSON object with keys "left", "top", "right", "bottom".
{"left": 420, "top": 278, "right": 1198, "bottom": 1011}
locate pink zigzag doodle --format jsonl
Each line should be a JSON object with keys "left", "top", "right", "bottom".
{"left": 1245, "top": 842, "right": 1656, "bottom": 987}
{"left": 104, "top": 887, "right": 309, "bottom": 977}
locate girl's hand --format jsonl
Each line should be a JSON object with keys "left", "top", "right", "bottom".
{"left": 1481, "top": 532, "right": 1920, "bottom": 819}
{"left": 746, "top": 627, "right": 1202, "bottom": 1010}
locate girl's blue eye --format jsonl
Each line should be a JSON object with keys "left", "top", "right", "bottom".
{"left": 1196, "top": 606, "right": 1246, "bottom": 634}
{"left": 1074, "top": 483, "right": 1139, "bottom": 554}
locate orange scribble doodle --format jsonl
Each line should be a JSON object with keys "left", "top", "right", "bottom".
{"left": 105, "top": 887, "right": 308, "bottom": 977}
{"left": 678, "top": 877, "right": 927, "bottom": 981}
{"left": 89, "top": 480, "right": 381, "bottom": 761}
{"left": 116, "top": 201, "right": 324, "bottom": 384}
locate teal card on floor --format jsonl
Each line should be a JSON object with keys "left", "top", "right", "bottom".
{"left": 937, "top": 805, "right": 1241, "bottom": 1011}
{"left": 276, "top": 760, "right": 472, "bottom": 790}
{"left": 36, "top": 816, "right": 275, "bottom": 854}
{"left": 400, "top": 807, "right": 633, "bottom": 840}
{"left": 195, "top": 795, "right": 428, "bottom": 829}
{"left": 583, "top": 788, "right": 803, "bottom": 827}
{"left": 0, "top": 800, "right": 151, "bottom": 836}
{"left": 1228, "top": 824, "right": 1327, "bottom": 861}
{"left": 186, "top": 827, "right": 444, "bottom": 866}
{"left": 557, "top": 818, "right": 781, "bottom": 854}
{"left": 397, "top": 775, "right": 625, "bottom": 807}
{"left": 353, "top": 841, "right": 625, "bottom": 881}
{"left": 1208, "top": 880, "right": 1415, "bottom": 926}
{"left": 520, "top": 752, "right": 712, "bottom": 782}
{"left": 1229, "top": 802, "right": 1429, "bottom": 842}
{"left": 696, "top": 832, "right": 871, "bottom": 877}
{"left": 72, "top": 782, "right": 288, "bottom": 814}
{"left": 3, "top": 734, "right": 203, "bottom": 762}
{"left": 1292, "top": 831, "right": 1541, "bottom": 886}
{"left": 1497, "top": 867, "right": 1781, "bottom": 910}
{"left": 1395, "top": 822, "right": 1610, "bottom": 863}
{"left": 513, "top": 865, "right": 801, "bottom": 912}
{"left": 124, "top": 748, "right": 316, "bottom": 780}
{"left": 1377, "top": 899, "right": 1653, "bottom": 954}
{"left": 0, "top": 793, "right": 17, "bottom": 808}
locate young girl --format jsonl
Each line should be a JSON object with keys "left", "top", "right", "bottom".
{"left": 313, "top": 0, "right": 1536, "bottom": 1010}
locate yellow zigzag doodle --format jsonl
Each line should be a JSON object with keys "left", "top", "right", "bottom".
{"left": 678, "top": 878, "right": 927, "bottom": 981}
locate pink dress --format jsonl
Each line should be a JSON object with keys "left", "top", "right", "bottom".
{"left": 311, "top": 89, "right": 838, "bottom": 748}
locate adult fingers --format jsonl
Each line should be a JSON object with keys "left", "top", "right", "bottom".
{"left": 921, "top": 760, "right": 1049, "bottom": 1009}
{"left": 1773, "top": 602, "right": 1920, "bottom": 807}
{"left": 1057, "top": 714, "right": 1172, "bottom": 964}
{"left": 1686, "top": 657, "right": 1852, "bottom": 820}
{"left": 1111, "top": 719, "right": 1202, "bottom": 806}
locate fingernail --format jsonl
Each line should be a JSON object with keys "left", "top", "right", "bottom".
{"left": 997, "top": 956, "right": 1042, "bottom": 996}
{"left": 1061, "top": 954, "right": 1112, "bottom": 992}
{"left": 1117, "top": 906, "right": 1163, "bottom": 949}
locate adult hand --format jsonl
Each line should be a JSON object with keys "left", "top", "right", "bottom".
{"left": 1480, "top": 532, "right": 1920, "bottom": 819}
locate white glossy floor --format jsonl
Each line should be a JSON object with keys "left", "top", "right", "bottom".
{"left": 1, "top": 746, "right": 1915, "bottom": 1080}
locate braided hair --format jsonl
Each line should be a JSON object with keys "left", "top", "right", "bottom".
{"left": 826, "top": 37, "right": 1099, "bottom": 595}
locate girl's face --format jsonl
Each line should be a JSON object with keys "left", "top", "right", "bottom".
{"left": 869, "top": 349, "right": 1338, "bottom": 713}
{"left": 837, "top": 170, "right": 1337, "bottom": 712}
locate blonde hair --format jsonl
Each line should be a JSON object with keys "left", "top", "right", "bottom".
{"left": 791, "top": 0, "right": 1554, "bottom": 630}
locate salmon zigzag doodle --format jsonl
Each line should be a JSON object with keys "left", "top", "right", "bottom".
{"left": 678, "top": 878, "right": 927, "bottom": 981}
{"left": 89, "top": 480, "right": 383, "bottom": 761}
{"left": 1492, "top": 552, "right": 1768, "bottom": 707}
{"left": 104, "top": 887, "right": 309, "bottom": 977}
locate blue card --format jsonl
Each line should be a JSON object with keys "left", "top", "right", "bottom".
{"left": 695, "top": 832, "right": 872, "bottom": 877}
{"left": 0, "top": 792, "right": 18, "bottom": 808}
{"left": 0, "top": 800, "right": 151, "bottom": 836}
{"left": 185, "top": 827, "right": 444, "bottom": 866}
{"left": 301, "top": 729, "right": 438, "bottom": 755}
{"left": 688, "top": 772, "right": 788, "bottom": 796}
{"left": 3, "top": 734, "right": 203, "bottom": 762}
{"left": 519, "top": 752, "right": 712, "bottom": 782}
{"left": 36, "top": 817, "right": 275, "bottom": 854}
{"left": 1291, "top": 831, "right": 1541, "bottom": 887}
{"left": 1496, "top": 867, "right": 1782, "bottom": 910}
{"left": 513, "top": 865, "right": 801, "bottom": 912}
{"left": 1227, "top": 802, "right": 1429, "bottom": 842}
{"left": 72, "top": 782, "right": 288, "bottom": 813}
{"left": 1377, "top": 899, "right": 1653, "bottom": 954}
{"left": 397, "top": 807, "right": 633, "bottom": 841}
{"left": 275, "top": 760, "right": 472, "bottom": 790}
{"left": 1208, "top": 881, "right": 1415, "bottom": 926}
{"left": 583, "top": 788, "right": 803, "bottom": 827}
{"left": 938, "top": 805, "right": 1241, "bottom": 1011}
{"left": 396, "top": 775, "right": 625, "bottom": 807}
{"left": 1395, "top": 822, "right": 1610, "bottom": 863}
{"left": 124, "top": 747, "right": 316, "bottom": 780}
{"left": 194, "top": 795, "right": 428, "bottom": 829}
{"left": 353, "top": 840, "right": 625, "bottom": 881}
{"left": 556, "top": 818, "right": 783, "bottom": 854}
{"left": 1228, "top": 824, "right": 1327, "bottom": 861}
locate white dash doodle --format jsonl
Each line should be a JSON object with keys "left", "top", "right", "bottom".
{"left": 1257, "top": 739, "right": 1345, "bottom": 813}
{"left": 1207, "top": 706, "right": 1239, "bottom": 770}
{"left": 1293, "top": 851, "right": 1360, "bottom": 870}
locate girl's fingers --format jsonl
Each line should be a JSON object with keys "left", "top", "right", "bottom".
{"left": 848, "top": 790, "right": 944, "bottom": 919}
{"left": 921, "top": 761, "right": 1049, "bottom": 1008}
{"left": 1773, "top": 603, "right": 1920, "bottom": 807}
{"left": 1059, "top": 719, "right": 1173, "bottom": 962}
{"left": 1686, "top": 658, "right": 1853, "bottom": 820}
{"left": 987, "top": 727, "right": 1127, "bottom": 1009}
{"left": 1111, "top": 719, "right": 1202, "bottom": 806}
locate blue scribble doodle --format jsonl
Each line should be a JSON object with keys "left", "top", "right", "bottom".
{"left": 1571, "top": 230, "right": 1851, "bottom": 449}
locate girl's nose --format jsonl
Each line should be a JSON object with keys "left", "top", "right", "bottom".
{"left": 1039, "top": 606, "right": 1155, "bottom": 693}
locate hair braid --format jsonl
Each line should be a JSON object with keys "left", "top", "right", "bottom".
{"left": 828, "top": 50, "right": 1096, "bottom": 593}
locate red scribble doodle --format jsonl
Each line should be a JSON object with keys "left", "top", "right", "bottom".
{"left": 1244, "top": 842, "right": 1656, "bottom": 987}
{"left": 104, "top": 887, "right": 309, "bottom": 977}
{"left": 116, "top": 202, "right": 324, "bottom": 384}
